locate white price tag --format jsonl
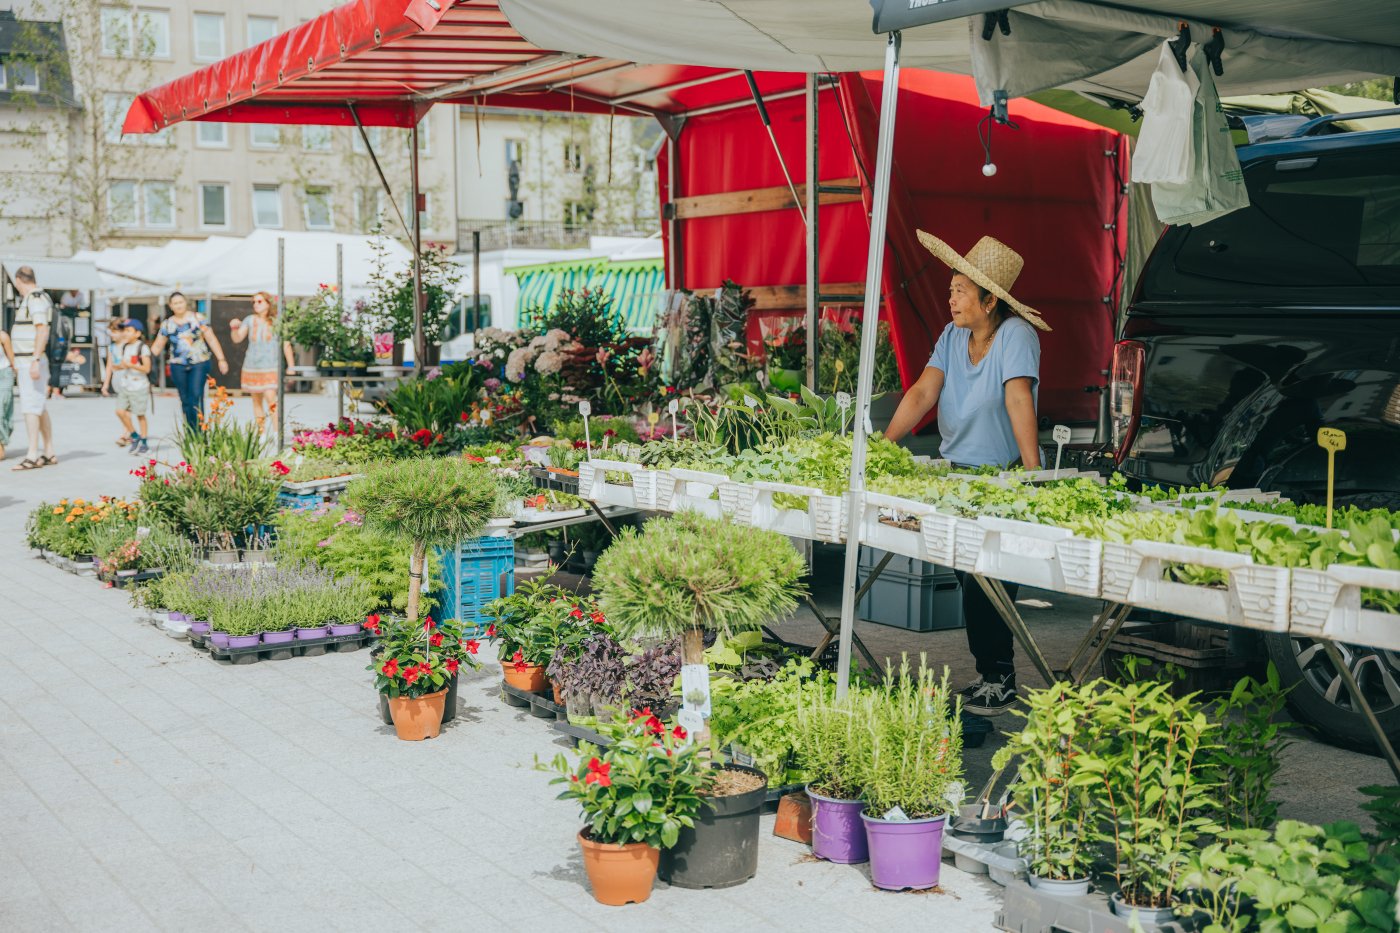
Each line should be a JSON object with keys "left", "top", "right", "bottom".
{"left": 676, "top": 708, "right": 704, "bottom": 740}
{"left": 835, "top": 391, "right": 852, "bottom": 410}
{"left": 578, "top": 400, "right": 592, "bottom": 417}
{"left": 680, "top": 663, "right": 712, "bottom": 717}
{"left": 742, "top": 394, "right": 758, "bottom": 409}
{"left": 1052, "top": 423, "right": 1070, "bottom": 476}
{"left": 667, "top": 399, "right": 679, "bottom": 415}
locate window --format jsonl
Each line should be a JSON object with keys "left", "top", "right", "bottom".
{"left": 563, "top": 141, "right": 583, "bottom": 174}
{"left": 108, "top": 181, "right": 138, "bottom": 226}
{"left": 144, "top": 181, "right": 174, "bottom": 228}
{"left": 195, "top": 121, "right": 227, "bottom": 148}
{"left": 354, "top": 186, "right": 384, "bottom": 231}
{"left": 252, "top": 184, "right": 282, "bottom": 228}
{"left": 102, "top": 7, "right": 170, "bottom": 59}
{"left": 135, "top": 9, "right": 171, "bottom": 59}
{"left": 199, "top": 183, "right": 228, "bottom": 228}
{"left": 10, "top": 61, "right": 39, "bottom": 91}
{"left": 416, "top": 118, "right": 430, "bottom": 154}
{"left": 249, "top": 123, "right": 280, "bottom": 149}
{"left": 564, "top": 200, "right": 593, "bottom": 229}
{"left": 351, "top": 125, "right": 382, "bottom": 154}
{"left": 100, "top": 7, "right": 130, "bottom": 56}
{"left": 303, "top": 186, "right": 333, "bottom": 229}
{"left": 102, "top": 93, "right": 132, "bottom": 143}
{"left": 418, "top": 192, "right": 434, "bottom": 232}
{"left": 193, "top": 13, "right": 225, "bottom": 61}
{"left": 302, "top": 125, "right": 331, "bottom": 151}
{"left": 246, "top": 15, "right": 277, "bottom": 47}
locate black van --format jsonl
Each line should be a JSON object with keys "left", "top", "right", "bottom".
{"left": 1109, "top": 113, "right": 1400, "bottom": 749}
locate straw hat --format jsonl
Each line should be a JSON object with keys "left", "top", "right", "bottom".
{"left": 916, "top": 231, "right": 1050, "bottom": 332}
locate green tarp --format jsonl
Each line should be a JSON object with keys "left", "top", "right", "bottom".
{"left": 510, "top": 257, "right": 665, "bottom": 334}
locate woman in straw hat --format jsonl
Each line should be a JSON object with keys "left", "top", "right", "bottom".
{"left": 884, "top": 232, "right": 1049, "bottom": 716}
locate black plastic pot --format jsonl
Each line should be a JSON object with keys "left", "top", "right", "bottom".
{"left": 659, "top": 764, "right": 767, "bottom": 889}
{"left": 377, "top": 672, "right": 458, "bottom": 725}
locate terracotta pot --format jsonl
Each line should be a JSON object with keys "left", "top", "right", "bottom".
{"left": 386, "top": 688, "right": 448, "bottom": 741}
{"left": 773, "top": 792, "right": 814, "bottom": 845}
{"left": 501, "top": 660, "right": 547, "bottom": 693}
{"left": 577, "top": 829, "right": 659, "bottom": 906}
{"left": 551, "top": 678, "right": 564, "bottom": 705}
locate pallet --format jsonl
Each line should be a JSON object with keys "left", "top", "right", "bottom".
{"left": 197, "top": 629, "right": 376, "bottom": 664}
{"left": 1102, "top": 621, "right": 1251, "bottom": 696}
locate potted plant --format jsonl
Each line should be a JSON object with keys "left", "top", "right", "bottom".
{"left": 797, "top": 680, "right": 872, "bottom": 864}
{"left": 369, "top": 614, "right": 480, "bottom": 739}
{"left": 540, "top": 715, "right": 709, "bottom": 906}
{"left": 858, "top": 658, "right": 962, "bottom": 892}
{"left": 485, "top": 579, "right": 575, "bottom": 693}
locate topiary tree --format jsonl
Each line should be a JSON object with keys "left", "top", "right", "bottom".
{"left": 343, "top": 458, "right": 503, "bottom": 623}
{"left": 592, "top": 512, "right": 806, "bottom": 741}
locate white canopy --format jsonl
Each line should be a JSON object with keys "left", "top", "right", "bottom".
{"left": 499, "top": 0, "right": 1400, "bottom": 101}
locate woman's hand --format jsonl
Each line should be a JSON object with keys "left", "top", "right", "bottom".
{"left": 217, "top": 359, "right": 230, "bottom": 376}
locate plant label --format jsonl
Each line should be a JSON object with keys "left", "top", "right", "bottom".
{"left": 647, "top": 411, "right": 659, "bottom": 430}
{"left": 676, "top": 708, "right": 704, "bottom": 738}
{"left": 578, "top": 400, "right": 591, "bottom": 417}
{"left": 743, "top": 394, "right": 758, "bottom": 409}
{"left": 667, "top": 399, "right": 679, "bottom": 415}
{"left": 680, "top": 663, "right": 712, "bottom": 717}
{"left": 293, "top": 453, "right": 304, "bottom": 468}
{"left": 1052, "top": 424, "right": 1071, "bottom": 476}
{"left": 1317, "top": 427, "right": 1347, "bottom": 528}
{"left": 835, "top": 392, "right": 852, "bottom": 436}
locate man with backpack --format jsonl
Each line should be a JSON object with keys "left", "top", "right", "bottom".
{"left": 9, "top": 266, "right": 58, "bottom": 471}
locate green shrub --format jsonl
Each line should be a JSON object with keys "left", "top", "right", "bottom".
{"left": 273, "top": 505, "right": 437, "bottom": 613}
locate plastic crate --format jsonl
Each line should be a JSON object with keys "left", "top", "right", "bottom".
{"left": 277, "top": 490, "right": 326, "bottom": 512}
{"left": 857, "top": 548, "right": 962, "bottom": 632}
{"left": 1101, "top": 621, "right": 1252, "bottom": 697}
{"left": 432, "top": 535, "right": 515, "bottom": 634}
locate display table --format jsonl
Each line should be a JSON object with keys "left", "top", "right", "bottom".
{"left": 287, "top": 365, "right": 413, "bottom": 419}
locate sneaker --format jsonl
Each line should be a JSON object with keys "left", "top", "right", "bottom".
{"left": 135, "top": 439, "right": 149, "bottom": 455}
{"left": 959, "top": 675, "right": 1018, "bottom": 716}
{"left": 117, "top": 434, "right": 134, "bottom": 447}
{"left": 127, "top": 436, "right": 141, "bottom": 454}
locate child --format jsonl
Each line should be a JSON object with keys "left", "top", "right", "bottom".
{"left": 101, "top": 319, "right": 153, "bottom": 454}
{"left": 104, "top": 318, "right": 127, "bottom": 446}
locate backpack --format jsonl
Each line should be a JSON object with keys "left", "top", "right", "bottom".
{"left": 47, "top": 307, "right": 74, "bottom": 364}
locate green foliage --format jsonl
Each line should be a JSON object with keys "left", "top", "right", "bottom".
{"left": 592, "top": 512, "right": 806, "bottom": 642}
{"left": 818, "top": 318, "right": 901, "bottom": 395}
{"left": 155, "top": 563, "right": 377, "bottom": 635}
{"left": 343, "top": 457, "right": 502, "bottom": 550}
{"left": 540, "top": 715, "right": 709, "bottom": 850}
{"left": 26, "top": 496, "right": 141, "bottom": 559}
{"left": 795, "top": 679, "right": 871, "bottom": 801}
{"left": 274, "top": 458, "right": 359, "bottom": 484}
{"left": 378, "top": 370, "right": 485, "bottom": 439}
{"left": 364, "top": 240, "right": 461, "bottom": 345}
{"left": 282, "top": 284, "right": 350, "bottom": 352}
{"left": 368, "top": 615, "right": 481, "bottom": 699}
{"left": 552, "top": 415, "right": 641, "bottom": 445}
{"left": 709, "top": 659, "right": 835, "bottom": 786}
{"left": 177, "top": 411, "right": 269, "bottom": 464}
{"left": 92, "top": 522, "right": 197, "bottom": 576}
{"left": 136, "top": 460, "right": 282, "bottom": 551}
{"left": 1202, "top": 663, "right": 1291, "bottom": 832}
{"left": 525, "top": 286, "right": 629, "bottom": 348}
{"left": 858, "top": 658, "right": 962, "bottom": 820}
{"left": 272, "top": 505, "right": 437, "bottom": 613}
{"left": 485, "top": 577, "right": 587, "bottom": 666}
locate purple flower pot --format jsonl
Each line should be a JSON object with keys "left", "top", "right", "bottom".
{"left": 807, "top": 787, "right": 869, "bottom": 864}
{"left": 261, "top": 630, "right": 296, "bottom": 645}
{"left": 209, "top": 630, "right": 230, "bottom": 648}
{"left": 189, "top": 621, "right": 211, "bottom": 635}
{"left": 860, "top": 812, "right": 947, "bottom": 891}
{"left": 295, "top": 626, "right": 330, "bottom": 640}
{"left": 168, "top": 611, "right": 189, "bottom": 623}
{"left": 227, "top": 634, "right": 259, "bottom": 649}
{"left": 328, "top": 622, "right": 363, "bottom": 636}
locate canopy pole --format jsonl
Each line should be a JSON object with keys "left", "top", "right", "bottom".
{"left": 805, "top": 73, "right": 819, "bottom": 391}
{"left": 744, "top": 71, "right": 806, "bottom": 227}
{"left": 666, "top": 133, "right": 683, "bottom": 292}
{"left": 348, "top": 104, "right": 414, "bottom": 243}
{"left": 410, "top": 119, "right": 425, "bottom": 367}
{"left": 276, "top": 237, "right": 285, "bottom": 452}
{"left": 835, "top": 31, "right": 901, "bottom": 700}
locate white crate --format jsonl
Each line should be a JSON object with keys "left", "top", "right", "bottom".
{"left": 1100, "top": 540, "right": 1290, "bottom": 632}
{"left": 859, "top": 491, "right": 933, "bottom": 562}
{"left": 718, "top": 481, "right": 762, "bottom": 525}
{"left": 953, "top": 515, "right": 1102, "bottom": 597}
{"left": 1290, "top": 565, "right": 1400, "bottom": 651}
{"left": 751, "top": 481, "right": 847, "bottom": 544}
{"left": 668, "top": 467, "right": 728, "bottom": 518}
{"left": 578, "top": 459, "right": 640, "bottom": 509}
{"left": 630, "top": 468, "right": 678, "bottom": 511}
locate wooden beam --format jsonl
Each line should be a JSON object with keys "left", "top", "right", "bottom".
{"left": 746, "top": 282, "right": 866, "bottom": 311}
{"left": 669, "top": 177, "right": 861, "bottom": 221}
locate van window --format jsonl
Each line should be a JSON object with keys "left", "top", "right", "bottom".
{"left": 1144, "top": 146, "right": 1400, "bottom": 301}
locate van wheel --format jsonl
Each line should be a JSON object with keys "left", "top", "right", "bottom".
{"left": 1264, "top": 634, "right": 1400, "bottom": 753}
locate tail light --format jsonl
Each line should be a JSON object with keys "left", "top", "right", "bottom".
{"left": 1109, "top": 340, "right": 1145, "bottom": 463}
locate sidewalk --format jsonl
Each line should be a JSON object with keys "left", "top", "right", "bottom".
{"left": 0, "top": 394, "right": 1387, "bottom": 932}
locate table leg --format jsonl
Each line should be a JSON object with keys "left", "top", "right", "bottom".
{"left": 1320, "top": 640, "right": 1400, "bottom": 783}
{"left": 970, "top": 574, "right": 1059, "bottom": 687}
{"left": 806, "top": 591, "right": 882, "bottom": 674}
{"left": 1071, "top": 602, "right": 1134, "bottom": 685}
{"left": 586, "top": 501, "right": 619, "bottom": 537}
{"left": 336, "top": 380, "right": 344, "bottom": 421}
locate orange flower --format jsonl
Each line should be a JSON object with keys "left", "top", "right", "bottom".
{"left": 64, "top": 515, "right": 76, "bottom": 523}
{"left": 52, "top": 507, "right": 63, "bottom": 515}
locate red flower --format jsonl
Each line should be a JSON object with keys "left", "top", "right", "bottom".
{"left": 364, "top": 614, "right": 381, "bottom": 633}
{"left": 569, "top": 606, "right": 583, "bottom": 619}
{"left": 271, "top": 460, "right": 290, "bottom": 476}
{"left": 459, "top": 411, "right": 469, "bottom": 422}
{"left": 466, "top": 455, "right": 484, "bottom": 463}
{"left": 423, "top": 616, "right": 435, "bottom": 631}
{"left": 590, "top": 611, "right": 606, "bottom": 625}
{"left": 630, "top": 707, "right": 654, "bottom": 722}
{"left": 584, "top": 758, "right": 612, "bottom": 787}
{"left": 512, "top": 650, "right": 526, "bottom": 673}
{"left": 445, "top": 658, "right": 460, "bottom": 675}
{"left": 429, "top": 633, "right": 444, "bottom": 647}
{"left": 645, "top": 716, "right": 664, "bottom": 736}
{"left": 403, "top": 666, "right": 421, "bottom": 685}
{"left": 380, "top": 658, "right": 399, "bottom": 677}
{"left": 672, "top": 725, "right": 688, "bottom": 741}
{"left": 485, "top": 624, "right": 497, "bottom": 638}
{"left": 464, "top": 639, "right": 480, "bottom": 654}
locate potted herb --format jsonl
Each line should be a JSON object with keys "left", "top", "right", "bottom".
{"left": 797, "top": 680, "right": 873, "bottom": 864}
{"left": 858, "top": 658, "right": 962, "bottom": 892}
{"left": 540, "top": 715, "right": 708, "bottom": 906}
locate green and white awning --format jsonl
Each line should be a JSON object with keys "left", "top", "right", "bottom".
{"left": 509, "top": 257, "right": 665, "bottom": 334}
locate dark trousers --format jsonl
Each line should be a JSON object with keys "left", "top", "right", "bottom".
{"left": 169, "top": 360, "right": 212, "bottom": 428}
{"left": 956, "top": 572, "right": 1019, "bottom": 682}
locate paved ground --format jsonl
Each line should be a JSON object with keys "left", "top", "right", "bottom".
{"left": 0, "top": 390, "right": 1389, "bottom": 932}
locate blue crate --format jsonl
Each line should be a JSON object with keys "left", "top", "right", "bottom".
{"left": 432, "top": 535, "right": 515, "bottom": 634}
{"left": 277, "top": 491, "right": 325, "bottom": 512}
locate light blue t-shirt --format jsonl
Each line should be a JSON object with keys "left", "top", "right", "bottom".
{"left": 927, "top": 316, "right": 1040, "bottom": 468}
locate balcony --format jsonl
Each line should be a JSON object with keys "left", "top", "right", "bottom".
{"left": 457, "top": 219, "right": 660, "bottom": 252}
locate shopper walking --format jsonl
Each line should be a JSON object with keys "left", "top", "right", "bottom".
{"left": 149, "top": 292, "right": 229, "bottom": 428}
{"left": 228, "top": 292, "right": 293, "bottom": 436}
{"left": 0, "top": 327, "right": 15, "bottom": 462}
{"left": 101, "top": 319, "right": 153, "bottom": 454}
{"left": 883, "top": 233, "right": 1048, "bottom": 715}
{"left": 9, "top": 266, "right": 57, "bottom": 471}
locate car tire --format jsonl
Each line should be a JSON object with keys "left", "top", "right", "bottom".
{"left": 1263, "top": 633, "right": 1400, "bottom": 753}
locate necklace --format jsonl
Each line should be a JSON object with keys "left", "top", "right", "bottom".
{"left": 969, "top": 328, "right": 996, "bottom": 365}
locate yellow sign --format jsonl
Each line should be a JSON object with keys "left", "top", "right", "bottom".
{"left": 647, "top": 411, "right": 659, "bottom": 426}
{"left": 1317, "top": 427, "right": 1348, "bottom": 529}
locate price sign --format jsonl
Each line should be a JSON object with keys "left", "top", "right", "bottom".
{"left": 578, "top": 400, "right": 591, "bottom": 417}
{"left": 668, "top": 398, "right": 680, "bottom": 444}
{"left": 1052, "top": 424, "right": 1071, "bottom": 476}
{"left": 579, "top": 400, "right": 593, "bottom": 458}
{"left": 1317, "top": 427, "right": 1347, "bottom": 529}
{"left": 836, "top": 391, "right": 852, "bottom": 435}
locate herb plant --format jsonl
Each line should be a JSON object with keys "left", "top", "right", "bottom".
{"left": 858, "top": 658, "right": 962, "bottom": 820}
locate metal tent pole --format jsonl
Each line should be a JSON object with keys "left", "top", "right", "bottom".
{"left": 835, "top": 31, "right": 901, "bottom": 700}
{"left": 472, "top": 230, "right": 481, "bottom": 330}
{"left": 410, "top": 119, "right": 425, "bottom": 367}
{"left": 805, "top": 73, "right": 819, "bottom": 391}
{"left": 276, "top": 237, "right": 285, "bottom": 451}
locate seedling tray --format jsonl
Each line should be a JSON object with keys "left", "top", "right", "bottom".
{"left": 198, "top": 629, "right": 376, "bottom": 664}
{"left": 530, "top": 466, "right": 579, "bottom": 495}
{"left": 996, "top": 879, "right": 1185, "bottom": 933}
{"left": 500, "top": 681, "right": 552, "bottom": 709}
{"left": 552, "top": 719, "right": 613, "bottom": 747}
{"left": 100, "top": 568, "right": 164, "bottom": 588}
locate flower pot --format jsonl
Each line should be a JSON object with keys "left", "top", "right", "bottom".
{"left": 241, "top": 549, "right": 272, "bottom": 564}
{"left": 806, "top": 786, "right": 869, "bottom": 864}
{"left": 168, "top": 611, "right": 189, "bottom": 623}
{"left": 660, "top": 765, "right": 768, "bottom": 889}
{"left": 577, "top": 829, "right": 659, "bottom": 906}
{"left": 188, "top": 620, "right": 211, "bottom": 636}
{"left": 386, "top": 688, "right": 448, "bottom": 741}
{"left": 261, "top": 630, "right": 296, "bottom": 645}
{"left": 581, "top": 548, "right": 600, "bottom": 572}
{"left": 547, "top": 542, "right": 566, "bottom": 564}
{"left": 205, "top": 548, "right": 240, "bottom": 565}
{"left": 209, "top": 630, "right": 230, "bottom": 648}
{"left": 591, "top": 695, "right": 617, "bottom": 724}
{"left": 860, "top": 811, "right": 947, "bottom": 892}
{"left": 227, "top": 634, "right": 260, "bottom": 649}
{"left": 565, "top": 690, "right": 592, "bottom": 720}
{"left": 379, "top": 673, "right": 457, "bottom": 726}
{"left": 551, "top": 679, "right": 564, "bottom": 705}
{"left": 329, "top": 621, "right": 363, "bottom": 636}
{"left": 1110, "top": 893, "right": 1178, "bottom": 926}
{"left": 295, "top": 625, "right": 330, "bottom": 640}
{"left": 501, "top": 660, "right": 547, "bottom": 693}
{"left": 1029, "top": 874, "right": 1091, "bottom": 897}
{"left": 773, "top": 792, "right": 814, "bottom": 845}
{"left": 952, "top": 805, "right": 1007, "bottom": 844}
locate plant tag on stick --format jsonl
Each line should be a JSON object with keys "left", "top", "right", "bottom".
{"left": 647, "top": 410, "right": 659, "bottom": 440}
{"left": 1317, "top": 427, "right": 1347, "bottom": 529}
{"left": 836, "top": 391, "right": 852, "bottom": 435}
{"left": 676, "top": 708, "right": 703, "bottom": 740}
{"left": 1052, "top": 424, "right": 1071, "bottom": 476}
{"left": 579, "top": 400, "right": 592, "bottom": 458}
{"left": 680, "top": 664, "right": 712, "bottom": 717}
{"left": 668, "top": 398, "right": 679, "bottom": 442}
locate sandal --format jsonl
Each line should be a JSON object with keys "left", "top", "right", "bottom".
{"left": 39, "top": 455, "right": 57, "bottom": 466}
{"left": 11, "top": 458, "right": 41, "bottom": 471}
